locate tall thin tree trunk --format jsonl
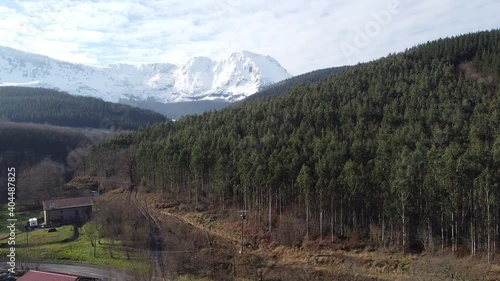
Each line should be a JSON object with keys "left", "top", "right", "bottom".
{"left": 428, "top": 221, "right": 433, "bottom": 251}
{"left": 487, "top": 189, "right": 491, "bottom": 264}
{"left": 268, "top": 189, "right": 272, "bottom": 233}
{"left": 306, "top": 202, "right": 309, "bottom": 240}
{"left": 170, "top": 172, "right": 174, "bottom": 192}
{"left": 494, "top": 214, "right": 498, "bottom": 253}
{"left": 441, "top": 212, "right": 445, "bottom": 254}
{"left": 340, "top": 197, "right": 344, "bottom": 236}
{"left": 258, "top": 187, "right": 262, "bottom": 227}
{"left": 402, "top": 197, "right": 406, "bottom": 253}
{"left": 381, "top": 214, "right": 385, "bottom": 247}
{"left": 452, "top": 212, "right": 455, "bottom": 253}
{"left": 353, "top": 210, "right": 356, "bottom": 237}
{"left": 471, "top": 219, "right": 475, "bottom": 257}
{"left": 331, "top": 196, "right": 335, "bottom": 242}
{"left": 471, "top": 189, "right": 476, "bottom": 257}
{"left": 320, "top": 209, "right": 323, "bottom": 241}
{"left": 278, "top": 189, "right": 282, "bottom": 220}
{"left": 195, "top": 182, "right": 198, "bottom": 210}
{"left": 351, "top": 208, "right": 358, "bottom": 237}
{"left": 390, "top": 223, "right": 393, "bottom": 247}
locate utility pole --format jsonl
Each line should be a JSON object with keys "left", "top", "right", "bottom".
{"left": 238, "top": 210, "right": 248, "bottom": 254}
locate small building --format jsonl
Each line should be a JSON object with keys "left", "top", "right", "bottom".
{"left": 18, "top": 270, "right": 99, "bottom": 281}
{"left": 42, "top": 197, "right": 94, "bottom": 226}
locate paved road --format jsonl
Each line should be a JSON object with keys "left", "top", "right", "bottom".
{"left": 0, "top": 261, "right": 131, "bottom": 281}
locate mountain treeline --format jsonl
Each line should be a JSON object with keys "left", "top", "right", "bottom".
{"left": 89, "top": 30, "right": 500, "bottom": 255}
{"left": 0, "top": 87, "right": 167, "bottom": 130}
{"left": 242, "top": 65, "right": 351, "bottom": 102}
{"left": 122, "top": 99, "right": 231, "bottom": 120}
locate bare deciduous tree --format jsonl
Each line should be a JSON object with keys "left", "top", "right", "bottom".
{"left": 18, "top": 158, "right": 66, "bottom": 206}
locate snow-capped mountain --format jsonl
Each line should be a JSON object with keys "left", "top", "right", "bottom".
{"left": 0, "top": 46, "right": 292, "bottom": 103}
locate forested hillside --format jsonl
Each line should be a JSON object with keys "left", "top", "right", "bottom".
{"left": 0, "top": 87, "right": 167, "bottom": 129}
{"left": 1, "top": 121, "right": 111, "bottom": 163}
{"left": 0, "top": 121, "right": 113, "bottom": 203}
{"left": 89, "top": 30, "right": 500, "bottom": 255}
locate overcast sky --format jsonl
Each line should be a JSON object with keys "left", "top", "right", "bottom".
{"left": 0, "top": 0, "right": 498, "bottom": 75}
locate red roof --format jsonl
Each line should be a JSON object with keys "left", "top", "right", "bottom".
{"left": 18, "top": 270, "right": 78, "bottom": 281}
{"left": 42, "top": 197, "right": 94, "bottom": 211}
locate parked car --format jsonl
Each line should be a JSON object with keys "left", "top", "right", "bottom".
{"left": 0, "top": 273, "right": 16, "bottom": 281}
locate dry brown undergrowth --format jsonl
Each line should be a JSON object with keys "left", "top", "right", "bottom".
{"left": 98, "top": 190, "right": 500, "bottom": 281}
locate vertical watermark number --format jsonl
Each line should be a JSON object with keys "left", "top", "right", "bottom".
{"left": 6, "top": 167, "right": 16, "bottom": 274}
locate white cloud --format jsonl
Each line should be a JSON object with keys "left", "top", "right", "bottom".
{"left": 1, "top": 0, "right": 499, "bottom": 74}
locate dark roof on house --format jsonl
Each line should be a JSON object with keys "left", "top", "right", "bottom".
{"left": 42, "top": 196, "right": 94, "bottom": 211}
{"left": 18, "top": 270, "right": 78, "bottom": 281}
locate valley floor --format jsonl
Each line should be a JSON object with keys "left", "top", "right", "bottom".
{"left": 2, "top": 190, "right": 499, "bottom": 281}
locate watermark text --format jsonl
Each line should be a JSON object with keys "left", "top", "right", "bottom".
{"left": 340, "top": 0, "right": 401, "bottom": 61}
{"left": 6, "top": 167, "right": 16, "bottom": 274}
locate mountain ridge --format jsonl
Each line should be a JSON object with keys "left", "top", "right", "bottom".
{"left": 0, "top": 46, "right": 292, "bottom": 103}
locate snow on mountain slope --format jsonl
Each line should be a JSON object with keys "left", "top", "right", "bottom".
{"left": 0, "top": 46, "right": 292, "bottom": 103}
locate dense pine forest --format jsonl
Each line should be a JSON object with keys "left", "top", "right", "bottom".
{"left": 0, "top": 87, "right": 167, "bottom": 130}
{"left": 88, "top": 30, "right": 500, "bottom": 256}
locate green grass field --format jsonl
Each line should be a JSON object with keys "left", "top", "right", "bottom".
{"left": 0, "top": 224, "right": 150, "bottom": 270}
{"left": 0, "top": 204, "right": 42, "bottom": 237}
